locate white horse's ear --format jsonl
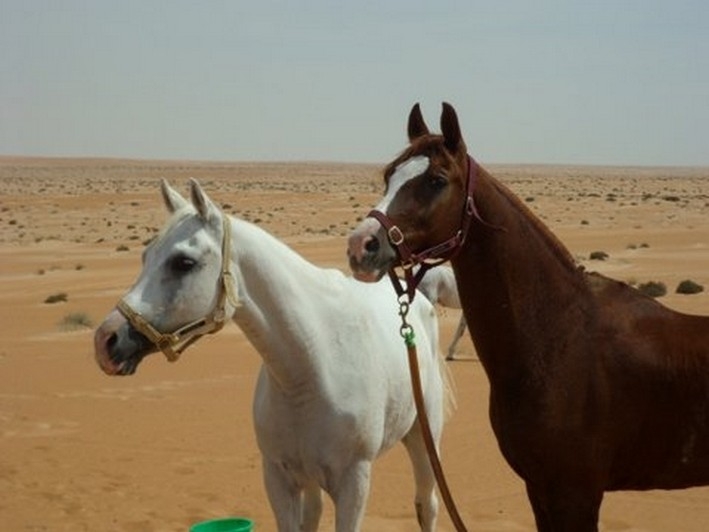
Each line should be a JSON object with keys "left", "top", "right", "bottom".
{"left": 160, "top": 179, "right": 189, "bottom": 213}
{"left": 189, "top": 178, "right": 219, "bottom": 222}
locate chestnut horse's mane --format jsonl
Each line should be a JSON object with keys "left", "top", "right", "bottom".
{"left": 483, "top": 169, "right": 580, "bottom": 273}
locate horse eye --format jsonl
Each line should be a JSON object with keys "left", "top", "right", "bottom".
{"left": 168, "top": 255, "right": 197, "bottom": 274}
{"left": 428, "top": 174, "right": 448, "bottom": 191}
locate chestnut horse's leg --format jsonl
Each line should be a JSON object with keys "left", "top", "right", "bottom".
{"left": 526, "top": 483, "right": 603, "bottom": 532}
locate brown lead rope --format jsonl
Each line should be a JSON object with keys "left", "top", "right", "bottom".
{"left": 399, "top": 300, "right": 468, "bottom": 531}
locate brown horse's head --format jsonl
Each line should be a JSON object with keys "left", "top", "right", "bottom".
{"left": 348, "top": 102, "right": 472, "bottom": 282}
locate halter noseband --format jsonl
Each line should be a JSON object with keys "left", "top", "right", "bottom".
{"left": 367, "top": 155, "right": 481, "bottom": 301}
{"left": 117, "top": 213, "right": 240, "bottom": 362}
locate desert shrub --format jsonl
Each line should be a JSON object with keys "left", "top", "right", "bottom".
{"left": 636, "top": 281, "right": 667, "bottom": 298}
{"left": 116, "top": 244, "right": 129, "bottom": 252}
{"left": 44, "top": 292, "right": 68, "bottom": 304}
{"left": 59, "top": 312, "right": 93, "bottom": 330}
{"left": 589, "top": 251, "right": 609, "bottom": 261}
{"left": 676, "top": 280, "right": 704, "bottom": 295}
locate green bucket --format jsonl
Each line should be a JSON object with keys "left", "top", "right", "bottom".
{"left": 189, "top": 517, "right": 254, "bottom": 532}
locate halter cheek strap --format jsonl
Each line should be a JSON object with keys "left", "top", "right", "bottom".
{"left": 368, "top": 155, "right": 483, "bottom": 301}
{"left": 117, "top": 213, "right": 241, "bottom": 362}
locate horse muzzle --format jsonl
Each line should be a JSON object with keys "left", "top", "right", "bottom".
{"left": 347, "top": 217, "right": 397, "bottom": 282}
{"left": 94, "top": 309, "right": 154, "bottom": 376}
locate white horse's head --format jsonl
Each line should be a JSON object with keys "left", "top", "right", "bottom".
{"left": 94, "top": 179, "right": 237, "bottom": 375}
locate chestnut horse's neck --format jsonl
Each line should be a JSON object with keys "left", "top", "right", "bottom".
{"left": 452, "top": 166, "right": 587, "bottom": 385}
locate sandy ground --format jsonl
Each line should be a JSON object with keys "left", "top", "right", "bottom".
{"left": 2, "top": 157, "right": 709, "bottom": 531}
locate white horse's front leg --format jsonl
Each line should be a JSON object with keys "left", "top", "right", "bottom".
{"left": 262, "top": 458, "right": 302, "bottom": 532}
{"left": 330, "top": 460, "right": 372, "bottom": 532}
{"left": 403, "top": 423, "right": 439, "bottom": 531}
{"left": 301, "top": 483, "right": 323, "bottom": 532}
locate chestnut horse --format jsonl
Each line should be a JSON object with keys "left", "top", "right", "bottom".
{"left": 347, "top": 102, "right": 709, "bottom": 531}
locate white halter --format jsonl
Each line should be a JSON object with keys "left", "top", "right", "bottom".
{"left": 117, "top": 213, "right": 240, "bottom": 362}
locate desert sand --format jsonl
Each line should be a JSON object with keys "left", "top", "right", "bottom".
{"left": 2, "top": 157, "right": 709, "bottom": 531}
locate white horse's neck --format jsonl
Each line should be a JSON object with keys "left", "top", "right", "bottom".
{"left": 225, "top": 216, "right": 342, "bottom": 392}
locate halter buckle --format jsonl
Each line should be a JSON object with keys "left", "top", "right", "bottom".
{"left": 388, "top": 225, "right": 405, "bottom": 246}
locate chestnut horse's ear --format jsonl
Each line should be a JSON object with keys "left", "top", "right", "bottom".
{"left": 407, "top": 103, "right": 430, "bottom": 142}
{"left": 160, "top": 179, "right": 189, "bottom": 213}
{"left": 440, "top": 102, "right": 462, "bottom": 152}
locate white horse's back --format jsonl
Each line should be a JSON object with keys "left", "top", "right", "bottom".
{"left": 416, "top": 266, "right": 461, "bottom": 308}
{"left": 416, "top": 266, "right": 468, "bottom": 360}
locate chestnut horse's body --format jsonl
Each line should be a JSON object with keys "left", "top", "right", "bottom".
{"left": 348, "top": 103, "right": 709, "bottom": 531}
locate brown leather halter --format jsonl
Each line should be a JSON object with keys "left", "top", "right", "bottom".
{"left": 367, "top": 155, "right": 481, "bottom": 301}
{"left": 117, "top": 213, "right": 240, "bottom": 362}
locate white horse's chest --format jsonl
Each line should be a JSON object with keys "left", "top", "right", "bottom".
{"left": 251, "top": 316, "right": 417, "bottom": 465}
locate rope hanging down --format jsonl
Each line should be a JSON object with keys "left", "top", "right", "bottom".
{"left": 398, "top": 299, "right": 468, "bottom": 531}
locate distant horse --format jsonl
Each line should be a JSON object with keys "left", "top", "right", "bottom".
{"left": 415, "top": 266, "right": 467, "bottom": 360}
{"left": 94, "top": 179, "right": 454, "bottom": 532}
{"left": 347, "top": 102, "right": 709, "bottom": 531}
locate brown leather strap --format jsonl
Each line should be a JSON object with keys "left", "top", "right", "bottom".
{"left": 406, "top": 339, "right": 468, "bottom": 531}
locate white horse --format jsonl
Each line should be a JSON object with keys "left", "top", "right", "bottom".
{"left": 93, "top": 179, "right": 454, "bottom": 532}
{"left": 416, "top": 267, "right": 467, "bottom": 360}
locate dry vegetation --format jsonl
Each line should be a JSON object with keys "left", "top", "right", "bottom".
{"left": 2, "top": 156, "right": 709, "bottom": 531}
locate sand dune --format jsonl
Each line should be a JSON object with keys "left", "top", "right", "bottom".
{"left": 2, "top": 157, "right": 709, "bottom": 530}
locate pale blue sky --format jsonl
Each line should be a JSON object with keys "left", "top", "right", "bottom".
{"left": 2, "top": 1, "right": 708, "bottom": 165}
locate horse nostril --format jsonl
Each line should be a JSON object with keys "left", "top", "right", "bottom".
{"left": 364, "top": 237, "right": 380, "bottom": 254}
{"left": 106, "top": 332, "right": 118, "bottom": 351}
